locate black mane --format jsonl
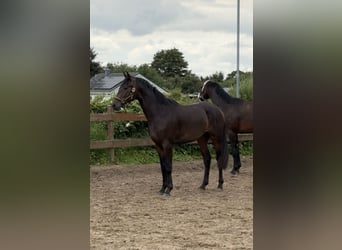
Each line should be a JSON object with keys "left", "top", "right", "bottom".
{"left": 136, "top": 77, "right": 178, "bottom": 105}
{"left": 207, "top": 81, "right": 244, "bottom": 104}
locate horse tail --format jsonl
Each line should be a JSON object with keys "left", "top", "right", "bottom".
{"left": 215, "top": 108, "right": 229, "bottom": 170}
{"left": 218, "top": 129, "right": 229, "bottom": 170}
{"left": 205, "top": 104, "right": 229, "bottom": 170}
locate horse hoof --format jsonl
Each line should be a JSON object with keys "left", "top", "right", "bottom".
{"left": 230, "top": 170, "right": 238, "bottom": 176}
{"left": 199, "top": 185, "right": 206, "bottom": 190}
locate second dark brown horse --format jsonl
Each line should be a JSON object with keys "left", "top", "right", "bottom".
{"left": 199, "top": 80, "right": 253, "bottom": 175}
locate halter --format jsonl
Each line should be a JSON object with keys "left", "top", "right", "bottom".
{"left": 201, "top": 80, "right": 210, "bottom": 91}
{"left": 114, "top": 87, "right": 136, "bottom": 105}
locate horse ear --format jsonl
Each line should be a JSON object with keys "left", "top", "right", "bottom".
{"left": 126, "top": 72, "right": 131, "bottom": 80}
{"left": 123, "top": 72, "right": 127, "bottom": 78}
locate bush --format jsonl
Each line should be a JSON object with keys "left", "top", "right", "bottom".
{"left": 238, "top": 141, "right": 253, "bottom": 156}
{"left": 227, "top": 72, "right": 253, "bottom": 101}
{"left": 239, "top": 77, "right": 253, "bottom": 101}
{"left": 90, "top": 95, "right": 112, "bottom": 113}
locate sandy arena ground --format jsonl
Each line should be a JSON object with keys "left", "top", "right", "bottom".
{"left": 91, "top": 156, "right": 253, "bottom": 249}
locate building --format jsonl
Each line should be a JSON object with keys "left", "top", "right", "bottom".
{"left": 90, "top": 71, "right": 167, "bottom": 100}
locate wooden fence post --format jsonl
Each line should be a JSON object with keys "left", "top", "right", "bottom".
{"left": 107, "top": 105, "right": 115, "bottom": 162}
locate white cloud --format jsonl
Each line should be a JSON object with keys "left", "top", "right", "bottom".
{"left": 90, "top": 0, "right": 253, "bottom": 77}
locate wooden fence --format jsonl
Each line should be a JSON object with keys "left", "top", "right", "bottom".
{"left": 90, "top": 106, "right": 253, "bottom": 161}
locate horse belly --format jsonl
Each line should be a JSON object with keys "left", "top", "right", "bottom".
{"left": 173, "top": 118, "right": 207, "bottom": 143}
{"left": 238, "top": 118, "right": 253, "bottom": 132}
{"left": 174, "top": 129, "right": 204, "bottom": 144}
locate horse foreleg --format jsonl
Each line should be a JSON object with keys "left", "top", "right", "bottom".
{"left": 218, "top": 167, "right": 224, "bottom": 189}
{"left": 229, "top": 131, "right": 241, "bottom": 175}
{"left": 232, "top": 142, "right": 241, "bottom": 174}
{"left": 198, "top": 135, "right": 211, "bottom": 190}
{"left": 156, "top": 144, "right": 173, "bottom": 195}
{"left": 158, "top": 155, "right": 167, "bottom": 194}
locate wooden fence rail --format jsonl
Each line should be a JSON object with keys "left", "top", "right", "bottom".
{"left": 90, "top": 106, "right": 253, "bottom": 161}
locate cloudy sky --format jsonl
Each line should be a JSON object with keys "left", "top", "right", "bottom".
{"left": 90, "top": 0, "right": 253, "bottom": 77}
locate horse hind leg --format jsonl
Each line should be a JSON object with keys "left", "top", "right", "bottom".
{"left": 163, "top": 154, "right": 173, "bottom": 195}
{"left": 229, "top": 131, "right": 241, "bottom": 175}
{"left": 197, "top": 134, "right": 211, "bottom": 190}
{"left": 211, "top": 134, "right": 229, "bottom": 189}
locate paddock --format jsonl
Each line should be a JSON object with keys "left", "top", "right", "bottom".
{"left": 90, "top": 156, "right": 253, "bottom": 249}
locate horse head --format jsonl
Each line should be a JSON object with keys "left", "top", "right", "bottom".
{"left": 198, "top": 80, "right": 212, "bottom": 101}
{"left": 112, "top": 72, "right": 137, "bottom": 110}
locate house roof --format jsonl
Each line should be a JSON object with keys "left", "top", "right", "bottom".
{"left": 90, "top": 72, "right": 167, "bottom": 95}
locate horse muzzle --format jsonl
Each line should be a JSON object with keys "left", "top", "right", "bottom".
{"left": 112, "top": 100, "right": 123, "bottom": 111}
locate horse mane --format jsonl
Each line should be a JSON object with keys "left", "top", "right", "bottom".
{"left": 135, "top": 77, "right": 178, "bottom": 105}
{"left": 207, "top": 81, "right": 244, "bottom": 104}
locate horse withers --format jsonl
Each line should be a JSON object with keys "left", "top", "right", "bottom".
{"left": 112, "top": 72, "right": 229, "bottom": 195}
{"left": 199, "top": 80, "right": 253, "bottom": 175}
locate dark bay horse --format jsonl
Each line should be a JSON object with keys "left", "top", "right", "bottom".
{"left": 199, "top": 80, "right": 253, "bottom": 175}
{"left": 112, "top": 72, "right": 228, "bottom": 195}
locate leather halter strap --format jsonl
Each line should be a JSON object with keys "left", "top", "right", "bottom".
{"left": 114, "top": 87, "right": 136, "bottom": 105}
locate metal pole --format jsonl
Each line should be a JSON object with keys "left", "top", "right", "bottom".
{"left": 236, "top": 0, "right": 240, "bottom": 98}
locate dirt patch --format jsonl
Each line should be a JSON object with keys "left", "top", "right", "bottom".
{"left": 91, "top": 156, "right": 253, "bottom": 249}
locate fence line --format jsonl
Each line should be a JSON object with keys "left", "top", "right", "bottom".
{"left": 90, "top": 106, "right": 253, "bottom": 161}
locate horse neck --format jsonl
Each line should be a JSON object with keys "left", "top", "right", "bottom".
{"left": 210, "top": 87, "right": 233, "bottom": 107}
{"left": 135, "top": 81, "right": 173, "bottom": 121}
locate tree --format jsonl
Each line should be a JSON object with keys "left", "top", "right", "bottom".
{"left": 226, "top": 70, "right": 245, "bottom": 80}
{"left": 222, "top": 70, "right": 246, "bottom": 88}
{"left": 203, "top": 71, "right": 225, "bottom": 83}
{"left": 137, "top": 64, "right": 165, "bottom": 88}
{"left": 227, "top": 71, "right": 253, "bottom": 100}
{"left": 90, "top": 48, "right": 102, "bottom": 77}
{"left": 180, "top": 73, "right": 202, "bottom": 94}
{"left": 151, "top": 48, "right": 188, "bottom": 78}
{"left": 106, "top": 62, "right": 137, "bottom": 73}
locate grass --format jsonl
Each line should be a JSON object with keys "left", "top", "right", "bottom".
{"left": 90, "top": 143, "right": 253, "bottom": 165}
